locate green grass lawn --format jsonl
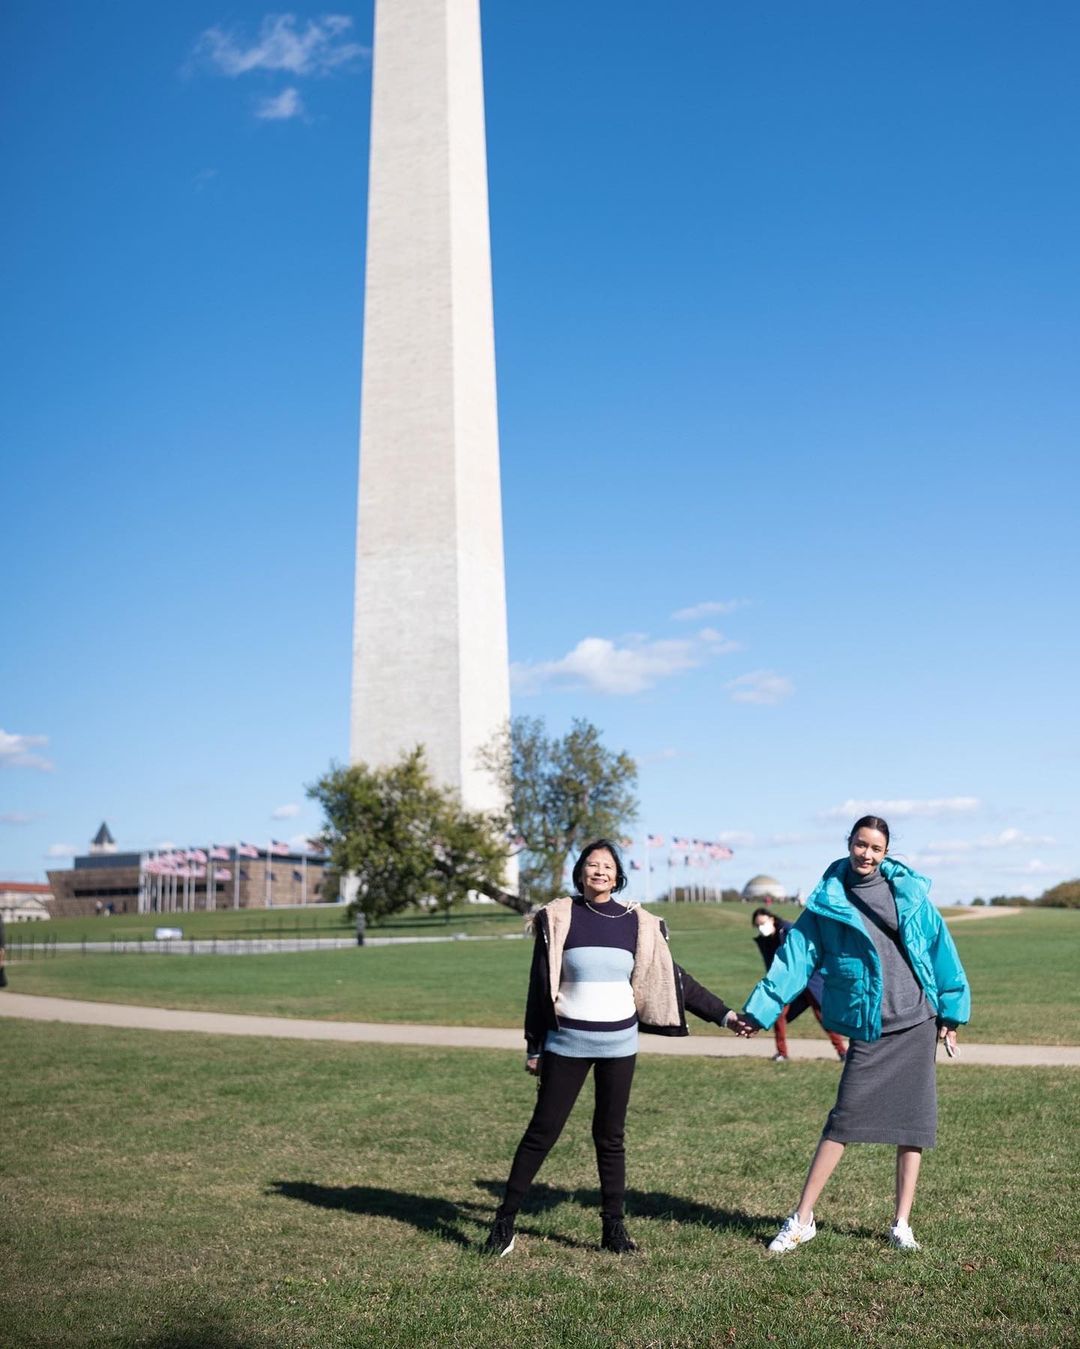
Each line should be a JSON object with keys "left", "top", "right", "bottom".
{"left": 18, "top": 899, "right": 525, "bottom": 944}
{"left": 7, "top": 909, "right": 1079, "bottom": 1046}
{"left": 0, "top": 1020, "right": 1075, "bottom": 1347}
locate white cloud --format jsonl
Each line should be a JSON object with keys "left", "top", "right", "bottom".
{"left": 272, "top": 803, "right": 301, "bottom": 819}
{"left": 725, "top": 670, "right": 794, "bottom": 705}
{"left": 193, "top": 14, "right": 367, "bottom": 78}
{"left": 256, "top": 86, "right": 304, "bottom": 120}
{"left": 716, "top": 830, "right": 756, "bottom": 848}
{"left": 672, "top": 599, "right": 747, "bottom": 622}
{"left": 0, "top": 729, "right": 54, "bottom": 771}
{"left": 513, "top": 636, "right": 699, "bottom": 695}
{"left": 46, "top": 843, "right": 76, "bottom": 858}
{"left": 924, "top": 828, "right": 1056, "bottom": 854}
{"left": 1, "top": 811, "right": 32, "bottom": 824}
{"left": 640, "top": 747, "right": 681, "bottom": 764}
{"left": 1000, "top": 858, "right": 1057, "bottom": 876}
{"left": 696, "top": 627, "right": 743, "bottom": 653}
{"left": 820, "top": 797, "right": 981, "bottom": 822}
{"left": 512, "top": 622, "right": 745, "bottom": 696}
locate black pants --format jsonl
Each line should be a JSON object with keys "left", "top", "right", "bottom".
{"left": 497, "top": 1052, "right": 637, "bottom": 1220}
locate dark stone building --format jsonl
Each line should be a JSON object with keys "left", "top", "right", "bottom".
{"left": 46, "top": 823, "right": 332, "bottom": 917}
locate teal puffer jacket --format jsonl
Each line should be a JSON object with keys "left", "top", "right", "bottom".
{"left": 743, "top": 858, "right": 970, "bottom": 1042}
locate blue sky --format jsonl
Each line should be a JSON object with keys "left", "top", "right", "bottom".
{"left": 3, "top": 2, "right": 1077, "bottom": 902}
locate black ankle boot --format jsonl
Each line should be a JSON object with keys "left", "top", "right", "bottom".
{"left": 601, "top": 1215, "right": 637, "bottom": 1254}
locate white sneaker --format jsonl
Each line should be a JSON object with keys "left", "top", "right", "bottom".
{"left": 888, "top": 1219, "right": 921, "bottom": 1251}
{"left": 768, "top": 1211, "right": 817, "bottom": 1253}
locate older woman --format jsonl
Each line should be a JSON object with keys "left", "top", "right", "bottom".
{"left": 744, "top": 815, "right": 970, "bottom": 1253}
{"left": 483, "top": 838, "right": 752, "bottom": 1257}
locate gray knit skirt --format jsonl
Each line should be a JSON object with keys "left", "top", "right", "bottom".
{"left": 822, "top": 1015, "right": 938, "bottom": 1148}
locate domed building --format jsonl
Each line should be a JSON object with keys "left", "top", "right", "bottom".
{"left": 741, "top": 874, "right": 788, "bottom": 904}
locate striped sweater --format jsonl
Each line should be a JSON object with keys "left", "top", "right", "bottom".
{"left": 544, "top": 899, "right": 639, "bottom": 1058}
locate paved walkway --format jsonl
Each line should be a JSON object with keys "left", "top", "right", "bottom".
{"left": 2, "top": 992, "right": 1076, "bottom": 1066}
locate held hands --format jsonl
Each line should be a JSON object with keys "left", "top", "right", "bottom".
{"left": 723, "top": 1010, "right": 757, "bottom": 1038}
{"left": 525, "top": 1055, "right": 541, "bottom": 1075}
{"left": 938, "top": 1025, "right": 959, "bottom": 1059}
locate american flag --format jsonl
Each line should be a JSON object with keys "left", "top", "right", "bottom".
{"left": 646, "top": 834, "right": 664, "bottom": 847}
{"left": 214, "top": 868, "right": 231, "bottom": 881}
{"left": 190, "top": 849, "right": 208, "bottom": 864}
{"left": 710, "top": 845, "right": 734, "bottom": 860}
{"left": 293, "top": 870, "right": 303, "bottom": 882}
{"left": 269, "top": 840, "right": 290, "bottom": 856}
{"left": 210, "top": 845, "right": 230, "bottom": 861}
{"left": 673, "top": 837, "right": 691, "bottom": 849}
{"left": 630, "top": 859, "right": 643, "bottom": 871}
{"left": 620, "top": 837, "right": 634, "bottom": 848}
{"left": 237, "top": 843, "right": 259, "bottom": 858}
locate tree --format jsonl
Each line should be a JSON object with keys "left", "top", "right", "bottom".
{"left": 482, "top": 716, "right": 638, "bottom": 903}
{"left": 1037, "top": 880, "right": 1080, "bottom": 909}
{"left": 307, "top": 748, "right": 513, "bottom": 919}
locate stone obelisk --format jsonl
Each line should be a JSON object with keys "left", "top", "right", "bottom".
{"left": 350, "top": 0, "right": 511, "bottom": 821}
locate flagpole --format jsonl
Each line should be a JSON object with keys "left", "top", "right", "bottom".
{"left": 234, "top": 847, "right": 240, "bottom": 909}
{"left": 265, "top": 845, "right": 272, "bottom": 908}
{"left": 644, "top": 838, "right": 651, "bottom": 906}
{"left": 301, "top": 851, "right": 307, "bottom": 905}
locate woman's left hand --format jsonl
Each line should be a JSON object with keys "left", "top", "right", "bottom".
{"left": 723, "top": 1010, "right": 757, "bottom": 1037}
{"left": 938, "top": 1025, "right": 959, "bottom": 1058}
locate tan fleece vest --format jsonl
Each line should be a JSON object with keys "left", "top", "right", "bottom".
{"left": 543, "top": 896, "right": 682, "bottom": 1029}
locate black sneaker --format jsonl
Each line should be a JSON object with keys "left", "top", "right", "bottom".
{"left": 482, "top": 1216, "right": 515, "bottom": 1257}
{"left": 601, "top": 1216, "right": 637, "bottom": 1254}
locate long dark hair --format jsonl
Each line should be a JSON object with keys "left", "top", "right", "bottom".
{"left": 848, "top": 815, "right": 891, "bottom": 848}
{"left": 571, "top": 839, "right": 629, "bottom": 895}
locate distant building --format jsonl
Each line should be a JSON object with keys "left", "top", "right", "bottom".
{"left": 89, "top": 821, "right": 117, "bottom": 855}
{"left": 741, "top": 874, "right": 788, "bottom": 904}
{"left": 46, "top": 823, "right": 332, "bottom": 917}
{"left": 0, "top": 882, "right": 53, "bottom": 922}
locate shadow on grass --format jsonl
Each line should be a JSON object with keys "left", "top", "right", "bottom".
{"left": 268, "top": 1180, "right": 486, "bottom": 1248}
{"left": 123, "top": 1312, "right": 267, "bottom": 1349}
{"left": 269, "top": 1177, "right": 778, "bottom": 1248}
{"left": 475, "top": 1179, "right": 768, "bottom": 1238}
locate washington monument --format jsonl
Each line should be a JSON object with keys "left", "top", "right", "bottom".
{"left": 350, "top": 0, "right": 511, "bottom": 820}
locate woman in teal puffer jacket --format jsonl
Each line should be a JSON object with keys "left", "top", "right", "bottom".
{"left": 743, "top": 815, "right": 970, "bottom": 1255}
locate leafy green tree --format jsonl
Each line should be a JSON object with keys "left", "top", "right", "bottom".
{"left": 482, "top": 716, "right": 638, "bottom": 903}
{"left": 307, "top": 748, "right": 512, "bottom": 919}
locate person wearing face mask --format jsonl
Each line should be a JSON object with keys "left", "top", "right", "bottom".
{"left": 743, "top": 816, "right": 970, "bottom": 1255}
{"left": 751, "top": 909, "right": 847, "bottom": 1063}
{"left": 482, "top": 838, "right": 755, "bottom": 1258}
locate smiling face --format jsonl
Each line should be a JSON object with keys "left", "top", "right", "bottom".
{"left": 848, "top": 826, "right": 888, "bottom": 878}
{"left": 581, "top": 847, "right": 618, "bottom": 902}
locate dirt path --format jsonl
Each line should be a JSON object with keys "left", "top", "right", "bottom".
{"left": 946, "top": 906, "right": 1026, "bottom": 921}
{"left": 2, "top": 991, "right": 1076, "bottom": 1067}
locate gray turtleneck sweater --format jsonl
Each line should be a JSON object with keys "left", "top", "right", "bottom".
{"left": 845, "top": 865, "right": 932, "bottom": 1032}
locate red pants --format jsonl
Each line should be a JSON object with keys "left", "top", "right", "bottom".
{"left": 775, "top": 1003, "right": 847, "bottom": 1059}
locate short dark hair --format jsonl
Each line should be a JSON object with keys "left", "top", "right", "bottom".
{"left": 571, "top": 839, "right": 628, "bottom": 895}
{"left": 751, "top": 907, "right": 774, "bottom": 923}
{"left": 848, "top": 815, "right": 891, "bottom": 848}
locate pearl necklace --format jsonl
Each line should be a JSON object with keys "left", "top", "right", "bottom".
{"left": 583, "top": 898, "right": 633, "bottom": 919}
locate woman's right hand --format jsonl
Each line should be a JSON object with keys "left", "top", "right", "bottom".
{"left": 525, "top": 1055, "right": 541, "bottom": 1076}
